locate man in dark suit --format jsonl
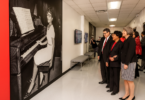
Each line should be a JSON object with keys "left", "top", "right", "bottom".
{"left": 98, "top": 28, "right": 113, "bottom": 88}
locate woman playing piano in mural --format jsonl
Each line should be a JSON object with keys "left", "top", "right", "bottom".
{"left": 25, "top": 8, "right": 55, "bottom": 96}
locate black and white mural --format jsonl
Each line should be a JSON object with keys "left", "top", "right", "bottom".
{"left": 89, "top": 23, "right": 96, "bottom": 51}
{"left": 10, "top": 0, "right": 62, "bottom": 100}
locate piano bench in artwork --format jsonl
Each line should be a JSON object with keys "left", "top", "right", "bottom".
{"left": 38, "top": 60, "right": 50, "bottom": 72}
{"left": 37, "top": 60, "right": 50, "bottom": 88}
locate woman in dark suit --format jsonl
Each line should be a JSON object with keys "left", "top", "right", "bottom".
{"left": 107, "top": 31, "right": 123, "bottom": 95}
{"left": 120, "top": 27, "right": 137, "bottom": 100}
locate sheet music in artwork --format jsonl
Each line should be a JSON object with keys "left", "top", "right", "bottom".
{"left": 13, "top": 7, "right": 34, "bottom": 34}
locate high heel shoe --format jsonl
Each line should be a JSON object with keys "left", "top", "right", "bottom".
{"left": 132, "top": 96, "right": 135, "bottom": 100}
{"left": 119, "top": 95, "right": 130, "bottom": 100}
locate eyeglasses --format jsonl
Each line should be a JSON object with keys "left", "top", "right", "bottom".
{"left": 103, "top": 33, "right": 109, "bottom": 35}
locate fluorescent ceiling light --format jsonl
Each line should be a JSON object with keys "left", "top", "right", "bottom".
{"left": 109, "top": 18, "right": 117, "bottom": 21}
{"left": 108, "top": 1, "right": 121, "bottom": 10}
{"left": 110, "top": 25, "right": 115, "bottom": 27}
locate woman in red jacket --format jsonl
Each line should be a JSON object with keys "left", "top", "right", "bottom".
{"left": 120, "top": 37, "right": 125, "bottom": 42}
{"left": 133, "top": 31, "right": 142, "bottom": 55}
{"left": 133, "top": 31, "right": 142, "bottom": 78}
{"left": 119, "top": 31, "right": 126, "bottom": 42}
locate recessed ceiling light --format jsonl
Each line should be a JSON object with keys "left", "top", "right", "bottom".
{"left": 109, "top": 18, "right": 117, "bottom": 21}
{"left": 110, "top": 25, "right": 115, "bottom": 27}
{"left": 108, "top": 1, "right": 121, "bottom": 10}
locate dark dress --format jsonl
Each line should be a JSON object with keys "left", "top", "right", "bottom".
{"left": 109, "top": 40, "right": 123, "bottom": 93}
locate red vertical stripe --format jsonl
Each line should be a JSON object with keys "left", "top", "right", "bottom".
{"left": 0, "top": 0, "right": 10, "bottom": 100}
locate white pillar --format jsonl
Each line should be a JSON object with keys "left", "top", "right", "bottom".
{"left": 81, "top": 15, "right": 85, "bottom": 55}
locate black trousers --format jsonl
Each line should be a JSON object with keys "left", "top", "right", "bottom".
{"left": 135, "top": 56, "right": 140, "bottom": 78}
{"left": 135, "top": 62, "right": 139, "bottom": 78}
{"left": 100, "top": 55, "right": 110, "bottom": 85}
{"left": 109, "top": 67, "right": 120, "bottom": 93}
{"left": 93, "top": 47, "right": 97, "bottom": 58}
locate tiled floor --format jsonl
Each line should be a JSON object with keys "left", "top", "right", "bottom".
{"left": 31, "top": 59, "right": 145, "bottom": 100}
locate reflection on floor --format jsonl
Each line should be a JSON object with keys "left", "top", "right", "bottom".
{"left": 31, "top": 58, "right": 145, "bottom": 100}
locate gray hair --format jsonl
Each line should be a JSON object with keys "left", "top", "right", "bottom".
{"left": 123, "top": 27, "right": 133, "bottom": 36}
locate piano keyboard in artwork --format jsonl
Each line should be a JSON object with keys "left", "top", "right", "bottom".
{"left": 21, "top": 36, "right": 46, "bottom": 59}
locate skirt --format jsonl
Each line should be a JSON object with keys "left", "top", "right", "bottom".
{"left": 121, "top": 62, "right": 136, "bottom": 81}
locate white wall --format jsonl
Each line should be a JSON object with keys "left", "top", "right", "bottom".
{"left": 95, "top": 27, "right": 123, "bottom": 39}
{"left": 127, "top": 8, "right": 145, "bottom": 35}
{"left": 62, "top": 2, "right": 87, "bottom": 72}
{"left": 84, "top": 18, "right": 89, "bottom": 54}
{"left": 81, "top": 16, "right": 85, "bottom": 55}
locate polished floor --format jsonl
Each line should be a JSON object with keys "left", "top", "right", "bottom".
{"left": 31, "top": 58, "right": 145, "bottom": 100}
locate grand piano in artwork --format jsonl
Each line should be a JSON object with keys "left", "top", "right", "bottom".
{"left": 10, "top": 8, "right": 51, "bottom": 100}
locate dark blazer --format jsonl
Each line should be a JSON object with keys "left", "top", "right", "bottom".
{"left": 141, "top": 36, "right": 145, "bottom": 60}
{"left": 109, "top": 40, "right": 123, "bottom": 67}
{"left": 98, "top": 35, "right": 113, "bottom": 62}
{"left": 121, "top": 36, "right": 137, "bottom": 65}
{"left": 91, "top": 40, "right": 97, "bottom": 48}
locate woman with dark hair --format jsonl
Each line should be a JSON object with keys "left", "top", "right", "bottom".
{"left": 119, "top": 27, "right": 137, "bottom": 100}
{"left": 133, "top": 31, "right": 142, "bottom": 56}
{"left": 107, "top": 31, "right": 123, "bottom": 95}
{"left": 132, "top": 31, "right": 142, "bottom": 78}
{"left": 25, "top": 8, "right": 55, "bottom": 96}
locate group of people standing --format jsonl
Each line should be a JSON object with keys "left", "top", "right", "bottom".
{"left": 134, "top": 31, "right": 145, "bottom": 73}
{"left": 90, "top": 27, "right": 145, "bottom": 100}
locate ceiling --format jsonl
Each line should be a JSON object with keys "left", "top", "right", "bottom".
{"left": 63, "top": 0, "right": 145, "bottom": 27}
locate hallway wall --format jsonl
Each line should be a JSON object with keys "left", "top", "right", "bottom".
{"left": 128, "top": 8, "right": 145, "bottom": 35}
{"left": 62, "top": 2, "right": 89, "bottom": 72}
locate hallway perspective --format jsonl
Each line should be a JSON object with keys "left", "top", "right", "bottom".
{"left": 31, "top": 58, "right": 145, "bottom": 100}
